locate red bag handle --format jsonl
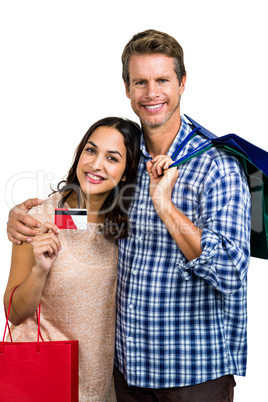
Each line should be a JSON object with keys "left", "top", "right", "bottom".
{"left": 1, "top": 286, "right": 44, "bottom": 354}
{"left": 1, "top": 287, "right": 18, "bottom": 348}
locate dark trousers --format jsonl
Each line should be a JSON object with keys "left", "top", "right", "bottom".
{"left": 114, "top": 365, "right": 236, "bottom": 402}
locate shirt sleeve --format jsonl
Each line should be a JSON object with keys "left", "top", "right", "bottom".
{"left": 177, "top": 165, "right": 251, "bottom": 295}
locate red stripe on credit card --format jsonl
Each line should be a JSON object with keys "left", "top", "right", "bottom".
{"left": 55, "top": 208, "right": 87, "bottom": 230}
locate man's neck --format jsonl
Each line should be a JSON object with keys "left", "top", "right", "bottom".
{"left": 142, "top": 115, "right": 181, "bottom": 157}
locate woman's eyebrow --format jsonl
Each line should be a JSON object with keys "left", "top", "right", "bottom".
{"left": 87, "top": 140, "right": 97, "bottom": 147}
{"left": 107, "top": 150, "right": 123, "bottom": 158}
{"left": 86, "top": 140, "right": 122, "bottom": 158}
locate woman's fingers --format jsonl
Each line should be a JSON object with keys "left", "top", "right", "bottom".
{"left": 38, "top": 222, "right": 60, "bottom": 235}
{"left": 34, "top": 236, "right": 60, "bottom": 255}
{"left": 32, "top": 223, "right": 61, "bottom": 255}
{"left": 34, "top": 243, "right": 57, "bottom": 258}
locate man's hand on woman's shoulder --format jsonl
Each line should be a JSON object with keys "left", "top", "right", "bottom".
{"left": 7, "top": 198, "right": 43, "bottom": 245}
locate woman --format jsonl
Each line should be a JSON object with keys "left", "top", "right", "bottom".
{"left": 4, "top": 117, "right": 140, "bottom": 401}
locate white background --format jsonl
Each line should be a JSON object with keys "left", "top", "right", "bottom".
{"left": 0, "top": 1, "right": 267, "bottom": 400}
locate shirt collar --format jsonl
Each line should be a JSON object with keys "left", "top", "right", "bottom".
{"left": 140, "top": 115, "right": 191, "bottom": 159}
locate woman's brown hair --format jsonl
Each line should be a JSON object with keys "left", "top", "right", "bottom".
{"left": 51, "top": 117, "right": 140, "bottom": 239}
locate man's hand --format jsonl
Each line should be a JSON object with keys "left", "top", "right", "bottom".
{"left": 147, "top": 156, "right": 179, "bottom": 215}
{"left": 7, "top": 198, "right": 43, "bottom": 245}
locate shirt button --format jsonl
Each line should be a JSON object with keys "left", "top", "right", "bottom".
{"left": 132, "top": 269, "right": 137, "bottom": 275}
{"left": 129, "top": 304, "right": 134, "bottom": 309}
{"left": 127, "top": 336, "right": 133, "bottom": 342}
{"left": 185, "top": 275, "right": 191, "bottom": 281}
{"left": 140, "top": 204, "right": 145, "bottom": 209}
{"left": 137, "top": 236, "right": 143, "bottom": 242}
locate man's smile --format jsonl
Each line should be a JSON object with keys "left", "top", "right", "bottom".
{"left": 143, "top": 103, "right": 165, "bottom": 111}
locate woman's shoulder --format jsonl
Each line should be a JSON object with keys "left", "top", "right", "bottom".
{"left": 28, "top": 193, "right": 62, "bottom": 224}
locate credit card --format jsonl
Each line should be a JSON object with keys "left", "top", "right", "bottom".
{"left": 55, "top": 208, "right": 87, "bottom": 230}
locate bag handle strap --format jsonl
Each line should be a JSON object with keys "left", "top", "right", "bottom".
{"left": 1, "top": 287, "right": 18, "bottom": 353}
{"left": 170, "top": 140, "right": 214, "bottom": 167}
{"left": 1, "top": 286, "right": 44, "bottom": 354}
{"left": 171, "top": 126, "right": 201, "bottom": 160}
{"left": 1, "top": 286, "right": 18, "bottom": 346}
{"left": 36, "top": 302, "right": 44, "bottom": 345}
{"left": 170, "top": 126, "right": 214, "bottom": 168}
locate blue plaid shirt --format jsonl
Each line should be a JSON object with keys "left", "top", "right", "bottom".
{"left": 115, "top": 115, "right": 251, "bottom": 388}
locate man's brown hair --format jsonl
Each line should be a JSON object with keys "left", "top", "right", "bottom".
{"left": 122, "top": 29, "right": 186, "bottom": 89}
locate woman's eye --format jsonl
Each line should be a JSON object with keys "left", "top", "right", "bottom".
{"left": 85, "top": 147, "right": 95, "bottom": 154}
{"left": 107, "top": 156, "right": 119, "bottom": 163}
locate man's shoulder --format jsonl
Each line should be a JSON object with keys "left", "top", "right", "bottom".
{"left": 181, "top": 115, "right": 246, "bottom": 177}
{"left": 203, "top": 145, "right": 245, "bottom": 177}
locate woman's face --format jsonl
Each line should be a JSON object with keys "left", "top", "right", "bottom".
{"left": 76, "top": 126, "right": 127, "bottom": 203}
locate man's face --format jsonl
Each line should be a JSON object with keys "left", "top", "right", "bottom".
{"left": 125, "top": 54, "right": 186, "bottom": 131}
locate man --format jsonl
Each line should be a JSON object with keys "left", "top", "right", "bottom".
{"left": 7, "top": 30, "right": 251, "bottom": 401}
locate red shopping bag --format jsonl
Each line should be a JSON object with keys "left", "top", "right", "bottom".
{"left": 0, "top": 288, "right": 79, "bottom": 401}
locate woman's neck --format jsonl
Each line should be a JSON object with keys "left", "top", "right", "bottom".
{"left": 65, "top": 191, "right": 106, "bottom": 223}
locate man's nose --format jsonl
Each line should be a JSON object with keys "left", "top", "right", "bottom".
{"left": 146, "top": 81, "right": 160, "bottom": 99}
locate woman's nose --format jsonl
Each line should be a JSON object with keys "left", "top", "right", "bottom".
{"left": 91, "top": 154, "right": 104, "bottom": 171}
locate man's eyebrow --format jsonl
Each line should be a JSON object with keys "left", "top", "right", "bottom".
{"left": 132, "top": 74, "right": 171, "bottom": 83}
{"left": 86, "top": 140, "right": 122, "bottom": 158}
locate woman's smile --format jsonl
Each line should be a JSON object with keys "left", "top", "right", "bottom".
{"left": 85, "top": 171, "right": 107, "bottom": 183}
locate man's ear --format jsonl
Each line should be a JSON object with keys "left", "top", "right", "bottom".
{"left": 179, "top": 74, "right": 187, "bottom": 95}
{"left": 124, "top": 81, "right": 131, "bottom": 99}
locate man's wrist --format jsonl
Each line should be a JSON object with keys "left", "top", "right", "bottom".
{"left": 153, "top": 198, "right": 174, "bottom": 219}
